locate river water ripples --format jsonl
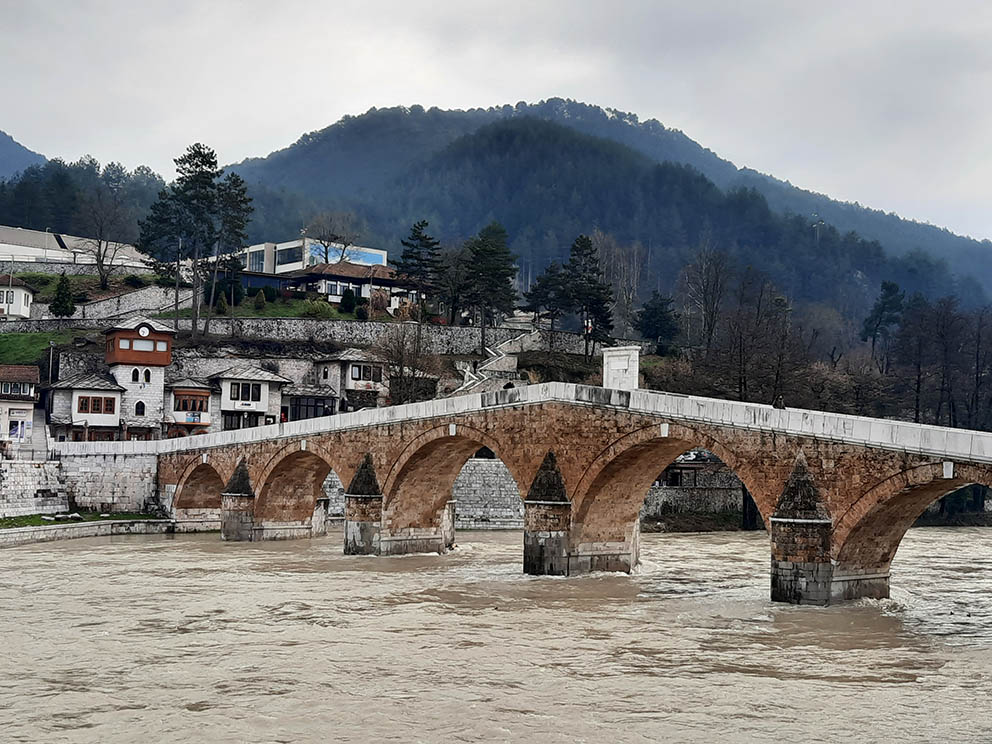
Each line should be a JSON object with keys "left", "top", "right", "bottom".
{"left": 1, "top": 527, "right": 990, "bottom": 742}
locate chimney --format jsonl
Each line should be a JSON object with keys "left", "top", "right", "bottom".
{"left": 602, "top": 346, "right": 640, "bottom": 391}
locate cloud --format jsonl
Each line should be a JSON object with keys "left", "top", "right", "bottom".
{"left": 1, "top": 0, "right": 990, "bottom": 238}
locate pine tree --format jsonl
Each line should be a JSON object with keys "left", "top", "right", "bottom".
{"left": 216, "top": 292, "right": 229, "bottom": 315}
{"left": 635, "top": 291, "right": 680, "bottom": 355}
{"left": 394, "top": 219, "right": 442, "bottom": 350}
{"left": 861, "top": 281, "right": 904, "bottom": 373}
{"left": 340, "top": 288, "right": 357, "bottom": 314}
{"left": 50, "top": 273, "right": 76, "bottom": 320}
{"left": 466, "top": 222, "right": 517, "bottom": 354}
{"left": 564, "top": 234, "right": 613, "bottom": 359}
{"left": 253, "top": 288, "right": 266, "bottom": 311}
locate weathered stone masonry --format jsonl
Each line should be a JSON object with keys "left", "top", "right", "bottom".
{"left": 53, "top": 383, "right": 992, "bottom": 605}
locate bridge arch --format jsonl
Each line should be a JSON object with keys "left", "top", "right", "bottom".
{"left": 832, "top": 462, "right": 992, "bottom": 581}
{"left": 570, "top": 423, "right": 776, "bottom": 560}
{"left": 174, "top": 460, "right": 227, "bottom": 512}
{"left": 253, "top": 440, "right": 345, "bottom": 525}
{"left": 381, "top": 424, "right": 526, "bottom": 535}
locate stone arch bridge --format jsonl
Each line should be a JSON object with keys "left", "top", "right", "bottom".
{"left": 54, "top": 383, "right": 992, "bottom": 605}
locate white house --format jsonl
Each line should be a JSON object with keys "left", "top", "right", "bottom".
{"left": 49, "top": 373, "right": 125, "bottom": 442}
{"left": 207, "top": 365, "right": 291, "bottom": 431}
{"left": 0, "top": 274, "right": 35, "bottom": 320}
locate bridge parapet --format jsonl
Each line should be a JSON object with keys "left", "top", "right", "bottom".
{"left": 51, "top": 382, "right": 992, "bottom": 466}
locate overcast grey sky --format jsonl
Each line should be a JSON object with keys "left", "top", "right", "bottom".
{"left": 2, "top": 1, "right": 990, "bottom": 239}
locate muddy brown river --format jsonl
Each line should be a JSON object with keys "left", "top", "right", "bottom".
{"left": 1, "top": 528, "right": 991, "bottom": 743}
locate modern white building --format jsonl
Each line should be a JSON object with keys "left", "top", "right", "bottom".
{"left": 239, "top": 237, "right": 387, "bottom": 275}
{"left": 0, "top": 274, "right": 35, "bottom": 320}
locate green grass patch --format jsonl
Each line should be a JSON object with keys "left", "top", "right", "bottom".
{"left": 16, "top": 272, "right": 159, "bottom": 303}
{"left": 0, "top": 512, "right": 161, "bottom": 529}
{"left": 0, "top": 331, "right": 72, "bottom": 364}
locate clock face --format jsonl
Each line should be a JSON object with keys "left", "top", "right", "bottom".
{"left": 138, "top": 326, "right": 150, "bottom": 337}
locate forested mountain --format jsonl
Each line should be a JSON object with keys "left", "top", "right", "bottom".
{"left": 362, "top": 118, "right": 973, "bottom": 319}
{"left": 0, "top": 156, "right": 164, "bottom": 241}
{"left": 231, "top": 99, "right": 992, "bottom": 289}
{"left": 0, "top": 130, "right": 45, "bottom": 180}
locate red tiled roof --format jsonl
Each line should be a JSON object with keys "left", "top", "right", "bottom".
{"left": 0, "top": 365, "right": 41, "bottom": 383}
{"left": 292, "top": 261, "right": 398, "bottom": 281}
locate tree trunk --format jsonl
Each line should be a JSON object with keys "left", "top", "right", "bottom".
{"left": 191, "top": 244, "right": 201, "bottom": 339}
{"left": 173, "top": 237, "right": 182, "bottom": 332}
{"left": 203, "top": 245, "right": 221, "bottom": 336}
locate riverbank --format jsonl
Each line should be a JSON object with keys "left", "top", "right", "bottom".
{"left": 0, "top": 518, "right": 173, "bottom": 548}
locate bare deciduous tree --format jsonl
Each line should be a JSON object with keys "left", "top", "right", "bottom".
{"left": 592, "top": 229, "right": 643, "bottom": 337}
{"left": 76, "top": 167, "right": 134, "bottom": 290}
{"left": 372, "top": 324, "right": 443, "bottom": 405}
{"left": 678, "top": 242, "right": 731, "bottom": 355}
{"left": 304, "top": 210, "right": 363, "bottom": 263}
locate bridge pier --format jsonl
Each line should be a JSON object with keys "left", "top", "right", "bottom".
{"left": 344, "top": 494, "right": 383, "bottom": 555}
{"left": 378, "top": 529, "right": 446, "bottom": 555}
{"left": 311, "top": 496, "right": 330, "bottom": 538}
{"left": 221, "top": 492, "right": 255, "bottom": 541}
{"left": 567, "top": 526, "right": 639, "bottom": 575}
{"left": 441, "top": 500, "right": 457, "bottom": 550}
{"left": 523, "top": 500, "right": 571, "bottom": 575}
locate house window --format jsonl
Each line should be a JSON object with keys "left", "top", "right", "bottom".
{"left": 1, "top": 383, "right": 8, "bottom": 394}
{"left": 322, "top": 366, "right": 328, "bottom": 380}
{"left": 230, "top": 382, "right": 240, "bottom": 400}
{"left": 133, "top": 339, "right": 154, "bottom": 352}
{"left": 351, "top": 364, "right": 361, "bottom": 381}
{"left": 135, "top": 401, "right": 145, "bottom": 416}
{"left": 248, "top": 251, "right": 265, "bottom": 272}
{"left": 372, "top": 366, "right": 382, "bottom": 383}
{"left": 276, "top": 245, "right": 303, "bottom": 265}
{"left": 132, "top": 368, "right": 139, "bottom": 382}
{"left": 5, "top": 291, "right": 12, "bottom": 303}
{"left": 120, "top": 339, "right": 131, "bottom": 350}
{"left": 143, "top": 369, "right": 151, "bottom": 383}
{"left": 249, "top": 383, "right": 261, "bottom": 401}
{"left": 289, "top": 396, "right": 328, "bottom": 421}
{"left": 91, "top": 397, "right": 102, "bottom": 414}
{"left": 10, "top": 383, "right": 20, "bottom": 395}
{"left": 156, "top": 341, "right": 167, "bottom": 352}
{"left": 77, "top": 397, "right": 89, "bottom": 413}
{"left": 328, "top": 283, "right": 339, "bottom": 296}
{"left": 665, "top": 469, "right": 683, "bottom": 487}
{"left": 104, "top": 398, "right": 115, "bottom": 413}
{"left": 24, "top": 295, "right": 29, "bottom": 305}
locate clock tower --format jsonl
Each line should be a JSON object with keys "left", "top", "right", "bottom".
{"left": 103, "top": 318, "right": 176, "bottom": 439}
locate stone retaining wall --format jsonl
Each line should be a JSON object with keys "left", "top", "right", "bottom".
{"left": 0, "top": 519, "right": 173, "bottom": 548}
{"left": 59, "top": 453, "right": 159, "bottom": 513}
{"left": 0, "top": 461, "right": 68, "bottom": 518}
{"left": 4, "top": 314, "right": 647, "bottom": 360}
{"left": 32, "top": 286, "right": 194, "bottom": 321}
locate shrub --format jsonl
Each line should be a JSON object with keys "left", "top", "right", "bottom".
{"left": 355, "top": 305, "right": 369, "bottom": 321}
{"left": 340, "top": 288, "right": 357, "bottom": 314}
{"left": 203, "top": 279, "right": 244, "bottom": 307}
{"left": 123, "top": 274, "right": 147, "bottom": 288}
{"left": 154, "top": 275, "right": 175, "bottom": 288}
{"left": 216, "top": 293, "right": 229, "bottom": 315}
{"left": 262, "top": 286, "right": 277, "bottom": 303}
{"left": 253, "top": 289, "right": 266, "bottom": 311}
{"left": 301, "top": 299, "right": 336, "bottom": 319}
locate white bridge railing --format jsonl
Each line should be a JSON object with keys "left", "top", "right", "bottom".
{"left": 50, "top": 382, "right": 992, "bottom": 465}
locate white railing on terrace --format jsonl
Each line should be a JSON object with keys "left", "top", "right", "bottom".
{"left": 50, "top": 383, "right": 992, "bottom": 465}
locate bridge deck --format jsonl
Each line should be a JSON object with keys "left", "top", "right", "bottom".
{"left": 51, "top": 383, "right": 992, "bottom": 465}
